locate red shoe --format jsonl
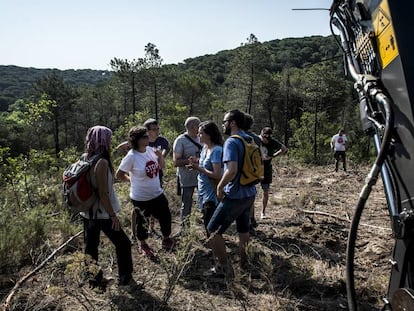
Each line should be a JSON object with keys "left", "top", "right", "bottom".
{"left": 140, "top": 243, "right": 154, "bottom": 257}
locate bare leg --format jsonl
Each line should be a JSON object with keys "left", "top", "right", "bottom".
{"left": 239, "top": 232, "right": 250, "bottom": 268}
{"left": 131, "top": 209, "right": 137, "bottom": 238}
{"left": 210, "top": 234, "right": 228, "bottom": 267}
{"left": 262, "top": 190, "right": 269, "bottom": 216}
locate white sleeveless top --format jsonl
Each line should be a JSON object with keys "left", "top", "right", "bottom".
{"left": 80, "top": 160, "right": 120, "bottom": 219}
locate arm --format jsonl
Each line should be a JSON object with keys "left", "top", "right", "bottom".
{"left": 272, "top": 145, "right": 288, "bottom": 157}
{"left": 190, "top": 161, "right": 222, "bottom": 180}
{"left": 95, "top": 159, "right": 120, "bottom": 230}
{"left": 115, "top": 168, "right": 130, "bottom": 183}
{"left": 116, "top": 141, "right": 130, "bottom": 156}
{"left": 173, "top": 151, "right": 190, "bottom": 167}
{"left": 154, "top": 148, "right": 165, "bottom": 169}
{"left": 216, "top": 161, "right": 237, "bottom": 201}
{"left": 162, "top": 141, "right": 171, "bottom": 158}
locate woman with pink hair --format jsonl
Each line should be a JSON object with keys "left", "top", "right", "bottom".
{"left": 82, "top": 125, "right": 133, "bottom": 287}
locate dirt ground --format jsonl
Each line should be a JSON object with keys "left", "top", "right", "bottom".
{"left": 2, "top": 162, "right": 394, "bottom": 311}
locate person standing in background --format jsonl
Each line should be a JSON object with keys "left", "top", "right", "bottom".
{"left": 241, "top": 113, "right": 262, "bottom": 231}
{"left": 330, "top": 129, "right": 347, "bottom": 172}
{"left": 259, "top": 127, "right": 288, "bottom": 219}
{"left": 173, "top": 117, "right": 202, "bottom": 229}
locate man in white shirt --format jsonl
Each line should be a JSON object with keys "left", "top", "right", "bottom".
{"left": 330, "top": 129, "right": 347, "bottom": 172}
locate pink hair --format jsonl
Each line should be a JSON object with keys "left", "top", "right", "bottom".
{"left": 85, "top": 125, "right": 112, "bottom": 156}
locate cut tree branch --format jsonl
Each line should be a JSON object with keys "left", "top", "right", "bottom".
{"left": 2, "top": 230, "right": 83, "bottom": 311}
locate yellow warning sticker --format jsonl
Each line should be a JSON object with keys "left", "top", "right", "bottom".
{"left": 373, "top": 0, "right": 399, "bottom": 68}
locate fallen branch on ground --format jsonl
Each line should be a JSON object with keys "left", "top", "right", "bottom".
{"left": 2, "top": 230, "right": 83, "bottom": 311}
{"left": 301, "top": 209, "right": 391, "bottom": 231}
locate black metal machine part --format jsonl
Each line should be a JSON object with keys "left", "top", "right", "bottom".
{"left": 329, "top": 0, "right": 414, "bottom": 310}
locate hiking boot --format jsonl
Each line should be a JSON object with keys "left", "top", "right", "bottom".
{"left": 140, "top": 243, "right": 154, "bottom": 257}
{"left": 162, "top": 237, "right": 176, "bottom": 251}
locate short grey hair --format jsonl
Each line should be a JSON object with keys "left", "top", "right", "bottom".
{"left": 184, "top": 116, "right": 201, "bottom": 129}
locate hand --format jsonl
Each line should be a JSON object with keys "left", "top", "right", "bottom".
{"left": 153, "top": 147, "right": 163, "bottom": 157}
{"left": 217, "top": 186, "right": 224, "bottom": 201}
{"left": 110, "top": 215, "right": 120, "bottom": 231}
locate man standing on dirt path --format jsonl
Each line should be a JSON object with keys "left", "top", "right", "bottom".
{"left": 259, "top": 127, "right": 288, "bottom": 219}
{"left": 207, "top": 109, "right": 256, "bottom": 277}
{"left": 330, "top": 129, "right": 347, "bottom": 172}
{"left": 173, "top": 116, "right": 202, "bottom": 229}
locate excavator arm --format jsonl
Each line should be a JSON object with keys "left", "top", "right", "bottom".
{"left": 329, "top": 1, "right": 414, "bottom": 310}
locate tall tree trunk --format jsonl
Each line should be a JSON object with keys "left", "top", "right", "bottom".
{"left": 313, "top": 99, "right": 318, "bottom": 163}
{"left": 53, "top": 108, "right": 60, "bottom": 158}
{"left": 132, "top": 74, "right": 136, "bottom": 114}
{"left": 154, "top": 80, "right": 158, "bottom": 120}
{"left": 247, "top": 63, "right": 254, "bottom": 114}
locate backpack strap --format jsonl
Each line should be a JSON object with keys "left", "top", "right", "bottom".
{"left": 184, "top": 134, "right": 203, "bottom": 151}
{"left": 230, "top": 135, "right": 247, "bottom": 172}
{"left": 87, "top": 155, "right": 103, "bottom": 219}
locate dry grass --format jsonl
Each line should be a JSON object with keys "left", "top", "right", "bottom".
{"left": 1, "top": 163, "right": 392, "bottom": 310}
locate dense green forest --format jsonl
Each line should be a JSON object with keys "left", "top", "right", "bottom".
{"left": 1, "top": 35, "right": 369, "bottom": 162}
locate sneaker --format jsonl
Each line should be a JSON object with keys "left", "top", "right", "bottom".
{"left": 203, "top": 266, "right": 225, "bottom": 278}
{"left": 140, "top": 243, "right": 154, "bottom": 257}
{"left": 261, "top": 213, "right": 268, "bottom": 219}
{"left": 204, "top": 265, "right": 234, "bottom": 280}
{"left": 162, "top": 237, "right": 176, "bottom": 251}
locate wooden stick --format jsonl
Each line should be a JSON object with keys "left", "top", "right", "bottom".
{"left": 301, "top": 209, "right": 391, "bottom": 231}
{"left": 2, "top": 230, "right": 83, "bottom": 311}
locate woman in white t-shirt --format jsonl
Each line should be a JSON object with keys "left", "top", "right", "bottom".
{"left": 116, "top": 126, "right": 175, "bottom": 257}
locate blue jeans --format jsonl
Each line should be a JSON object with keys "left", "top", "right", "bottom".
{"left": 207, "top": 196, "right": 255, "bottom": 234}
{"left": 180, "top": 186, "right": 196, "bottom": 224}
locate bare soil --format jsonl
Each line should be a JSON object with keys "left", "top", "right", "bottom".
{"left": 2, "top": 163, "right": 393, "bottom": 311}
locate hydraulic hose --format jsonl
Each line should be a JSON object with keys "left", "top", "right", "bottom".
{"left": 346, "top": 90, "right": 394, "bottom": 311}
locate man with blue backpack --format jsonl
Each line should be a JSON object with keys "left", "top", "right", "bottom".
{"left": 207, "top": 109, "right": 258, "bottom": 278}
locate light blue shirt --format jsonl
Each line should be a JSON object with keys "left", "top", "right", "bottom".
{"left": 197, "top": 145, "right": 223, "bottom": 209}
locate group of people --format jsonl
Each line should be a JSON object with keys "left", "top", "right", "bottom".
{"left": 79, "top": 109, "right": 290, "bottom": 287}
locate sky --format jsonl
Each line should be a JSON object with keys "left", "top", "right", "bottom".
{"left": 0, "top": 0, "right": 333, "bottom": 71}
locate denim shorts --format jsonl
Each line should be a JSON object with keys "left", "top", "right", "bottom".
{"left": 207, "top": 196, "right": 255, "bottom": 234}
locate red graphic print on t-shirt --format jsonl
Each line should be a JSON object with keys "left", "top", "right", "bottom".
{"left": 337, "top": 137, "right": 344, "bottom": 144}
{"left": 145, "top": 160, "right": 159, "bottom": 178}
